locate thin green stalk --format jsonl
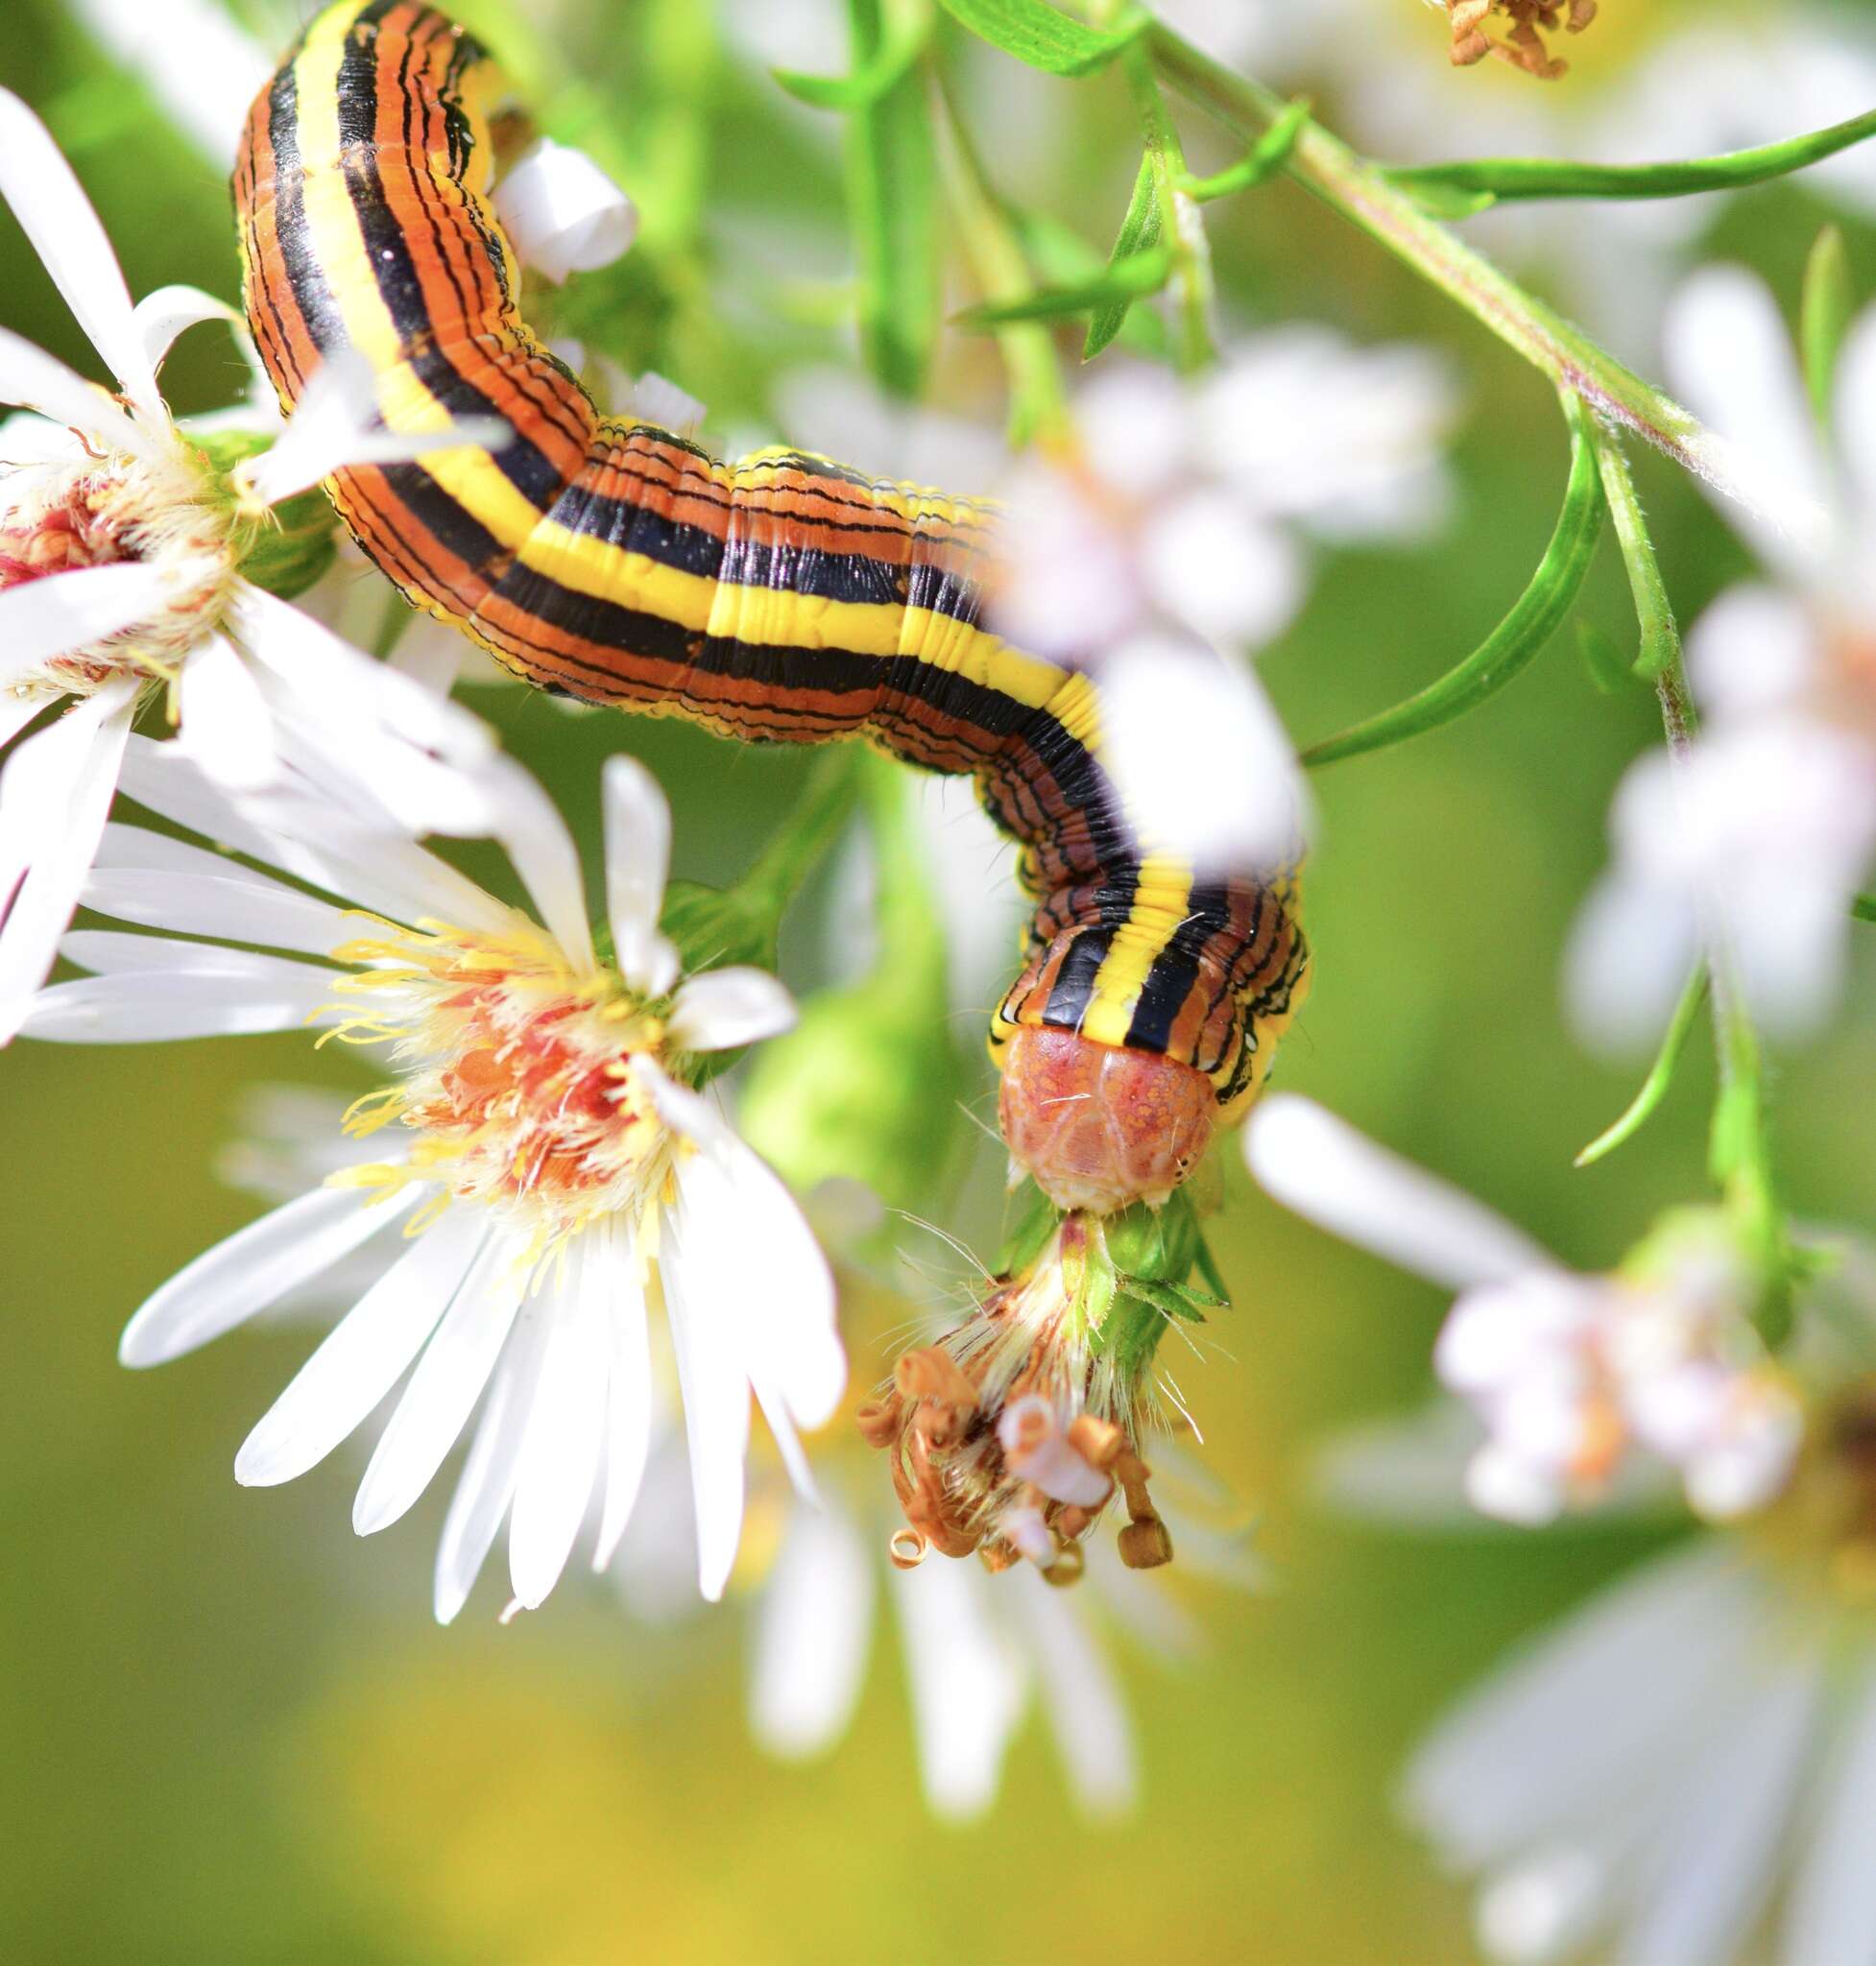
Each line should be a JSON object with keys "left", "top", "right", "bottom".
{"left": 1611, "top": 493, "right": 1794, "bottom": 1332}
{"left": 1575, "top": 966, "right": 1707, "bottom": 1168}
{"left": 1119, "top": 49, "right": 1215, "bottom": 372}
{"left": 1146, "top": 23, "right": 1746, "bottom": 496}
{"left": 931, "top": 71, "right": 1070, "bottom": 445}
{"left": 1591, "top": 428, "right": 1680, "bottom": 681}
{"left": 734, "top": 745, "right": 869, "bottom": 917}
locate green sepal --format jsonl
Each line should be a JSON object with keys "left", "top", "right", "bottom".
{"left": 935, "top": 0, "right": 1147, "bottom": 76}
{"left": 194, "top": 428, "right": 339, "bottom": 603}
{"left": 998, "top": 1177, "right": 1063, "bottom": 1276}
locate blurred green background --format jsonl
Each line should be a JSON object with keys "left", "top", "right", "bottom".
{"left": 7, "top": 0, "right": 1876, "bottom": 1959}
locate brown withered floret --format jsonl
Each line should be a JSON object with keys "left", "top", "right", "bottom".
{"left": 1443, "top": 0, "right": 1597, "bottom": 82}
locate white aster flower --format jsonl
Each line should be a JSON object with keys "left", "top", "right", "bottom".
{"left": 67, "top": 0, "right": 271, "bottom": 168}
{"left": 0, "top": 88, "right": 508, "bottom": 1041}
{"left": 22, "top": 741, "right": 843, "bottom": 1612}
{"left": 1567, "top": 269, "right": 1876, "bottom": 1052}
{"left": 1246, "top": 1095, "right": 1800, "bottom": 1525}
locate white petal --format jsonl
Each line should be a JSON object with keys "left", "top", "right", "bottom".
{"left": 352, "top": 1229, "right": 528, "bottom": 1535}
{"left": 0, "top": 563, "right": 177, "bottom": 683}
{"left": 1405, "top": 1543, "right": 1771, "bottom": 1870}
{"left": 749, "top": 1500, "right": 876, "bottom": 1759}
{"left": 1662, "top": 265, "right": 1831, "bottom": 583}
{"left": 889, "top": 1555, "right": 1027, "bottom": 1822}
{"left": 131, "top": 284, "right": 243, "bottom": 376}
{"left": 1012, "top": 1566, "right": 1136, "bottom": 1816}
{"left": 1563, "top": 873, "right": 1699, "bottom": 1062}
{"left": 1312, "top": 1401, "right": 1492, "bottom": 1528}
{"left": 56, "top": 931, "right": 332, "bottom": 986}
{"left": 19, "top": 967, "right": 349, "bottom": 1043}
{"left": 666, "top": 967, "right": 796, "bottom": 1052}
{"left": 0, "top": 90, "right": 163, "bottom": 423}
{"left": 1245, "top": 1094, "right": 1555, "bottom": 1290}
{"left": 119, "top": 1181, "right": 421, "bottom": 1367}
{"left": 591, "top": 1227, "right": 654, "bottom": 1570}
{"left": 432, "top": 1287, "right": 558, "bottom": 1624}
{"left": 1838, "top": 305, "right": 1876, "bottom": 540}
{"left": 1782, "top": 1661, "right": 1876, "bottom": 1966}
{"left": 492, "top": 139, "right": 637, "bottom": 285}
{"left": 476, "top": 752, "right": 594, "bottom": 972}
{"left": 506, "top": 1243, "right": 612, "bottom": 1609}
{"left": 175, "top": 635, "right": 277, "bottom": 792}
{"left": 1099, "top": 638, "right": 1307, "bottom": 875}
{"left": 65, "top": 0, "right": 270, "bottom": 172}
{"left": 0, "top": 324, "right": 155, "bottom": 458}
{"left": 619, "top": 371, "right": 707, "bottom": 437}
{"left": 81, "top": 850, "right": 357, "bottom": 957}
{"left": 659, "top": 1202, "right": 752, "bottom": 1601}
{"left": 601, "top": 754, "right": 675, "bottom": 995}
{"left": 234, "top": 1210, "right": 484, "bottom": 1486}
{"left": 1619, "top": 1654, "right": 1823, "bottom": 1966}
{"left": 0, "top": 678, "right": 136, "bottom": 1043}
{"left": 242, "top": 346, "right": 509, "bottom": 508}
{"left": 1140, "top": 497, "right": 1304, "bottom": 650}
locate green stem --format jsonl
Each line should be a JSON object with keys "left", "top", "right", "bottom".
{"left": 1591, "top": 429, "right": 1680, "bottom": 681}
{"left": 735, "top": 744, "right": 868, "bottom": 917}
{"left": 1121, "top": 49, "right": 1215, "bottom": 372}
{"left": 1145, "top": 23, "right": 1741, "bottom": 493}
{"left": 1574, "top": 965, "right": 1707, "bottom": 1168}
{"left": 1602, "top": 460, "right": 1793, "bottom": 1332}
{"left": 931, "top": 70, "right": 1071, "bottom": 445}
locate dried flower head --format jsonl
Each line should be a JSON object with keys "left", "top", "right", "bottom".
{"left": 1437, "top": 0, "right": 1598, "bottom": 81}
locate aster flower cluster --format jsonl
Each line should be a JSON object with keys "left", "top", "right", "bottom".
{"left": 20, "top": 0, "right": 1876, "bottom": 1928}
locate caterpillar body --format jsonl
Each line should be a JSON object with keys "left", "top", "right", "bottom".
{"left": 234, "top": 0, "right": 1311, "bottom": 1215}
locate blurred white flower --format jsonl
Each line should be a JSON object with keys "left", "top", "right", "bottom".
{"left": 23, "top": 743, "right": 842, "bottom": 1613}
{"left": 68, "top": 0, "right": 271, "bottom": 167}
{"left": 0, "top": 88, "right": 504, "bottom": 1041}
{"left": 1246, "top": 1095, "right": 1799, "bottom": 1524}
{"left": 493, "top": 138, "right": 637, "bottom": 284}
{"left": 989, "top": 342, "right": 1452, "bottom": 875}
{"left": 1567, "top": 271, "right": 1876, "bottom": 1052}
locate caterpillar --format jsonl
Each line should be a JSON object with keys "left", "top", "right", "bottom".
{"left": 233, "top": 0, "right": 1311, "bottom": 1217}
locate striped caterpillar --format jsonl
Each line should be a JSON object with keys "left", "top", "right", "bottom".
{"left": 234, "top": 0, "right": 1311, "bottom": 1217}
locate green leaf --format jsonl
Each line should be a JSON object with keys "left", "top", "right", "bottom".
{"left": 1302, "top": 392, "right": 1605, "bottom": 769}
{"left": 772, "top": 5, "right": 931, "bottom": 108}
{"left": 1854, "top": 895, "right": 1876, "bottom": 924}
{"left": 1383, "top": 105, "right": 1876, "bottom": 204}
{"left": 845, "top": 0, "right": 941, "bottom": 396}
{"left": 950, "top": 246, "right": 1170, "bottom": 328}
{"left": 1592, "top": 426, "right": 1681, "bottom": 684}
{"left": 1175, "top": 96, "right": 1311, "bottom": 203}
{"left": 1083, "top": 152, "right": 1162, "bottom": 359}
{"left": 1575, "top": 966, "right": 1708, "bottom": 1168}
{"left": 1019, "top": 209, "right": 1168, "bottom": 355}
{"left": 1575, "top": 619, "right": 1633, "bottom": 695}
{"left": 1802, "top": 224, "right": 1852, "bottom": 428}
{"left": 935, "top": 0, "right": 1147, "bottom": 75}
{"left": 1393, "top": 180, "right": 1498, "bottom": 221}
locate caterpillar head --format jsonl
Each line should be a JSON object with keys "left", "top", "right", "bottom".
{"left": 998, "top": 1024, "right": 1216, "bottom": 1216}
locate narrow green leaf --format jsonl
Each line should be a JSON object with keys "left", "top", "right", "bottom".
{"left": 1019, "top": 209, "right": 1168, "bottom": 355}
{"left": 935, "top": 0, "right": 1146, "bottom": 75}
{"left": 1083, "top": 152, "right": 1162, "bottom": 359}
{"left": 1575, "top": 619, "right": 1633, "bottom": 695}
{"left": 1302, "top": 393, "right": 1604, "bottom": 769}
{"left": 773, "top": 5, "right": 931, "bottom": 108}
{"left": 845, "top": 0, "right": 941, "bottom": 396}
{"left": 1853, "top": 894, "right": 1876, "bottom": 924}
{"left": 1175, "top": 97, "right": 1311, "bottom": 203}
{"left": 1592, "top": 426, "right": 1681, "bottom": 684}
{"left": 1801, "top": 224, "right": 1852, "bottom": 428}
{"left": 1383, "top": 106, "right": 1876, "bottom": 204}
{"left": 1575, "top": 967, "right": 1708, "bottom": 1167}
{"left": 950, "top": 247, "right": 1170, "bottom": 327}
